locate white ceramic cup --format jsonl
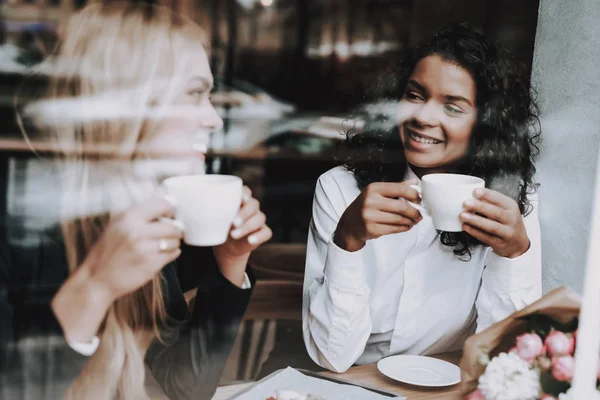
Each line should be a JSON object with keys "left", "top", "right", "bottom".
{"left": 409, "top": 173, "right": 485, "bottom": 232}
{"left": 161, "top": 174, "right": 243, "bottom": 246}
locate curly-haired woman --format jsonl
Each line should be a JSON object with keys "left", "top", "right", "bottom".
{"left": 303, "top": 22, "right": 542, "bottom": 373}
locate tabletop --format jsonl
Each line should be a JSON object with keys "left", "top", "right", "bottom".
{"left": 212, "top": 351, "right": 463, "bottom": 400}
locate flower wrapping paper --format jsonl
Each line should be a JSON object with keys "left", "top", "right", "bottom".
{"left": 459, "top": 286, "right": 581, "bottom": 395}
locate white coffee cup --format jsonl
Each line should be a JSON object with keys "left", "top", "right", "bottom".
{"left": 409, "top": 173, "right": 485, "bottom": 232}
{"left": 161, "top": 174, "right": 243, "bottom": 246}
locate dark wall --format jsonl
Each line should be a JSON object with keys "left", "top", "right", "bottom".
{"left": 216, "top": 0, "right": 540, "bottom": 113}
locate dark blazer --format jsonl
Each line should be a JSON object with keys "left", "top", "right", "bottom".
{"left": 0, "top": 221, "right": 253, "bottom": 400}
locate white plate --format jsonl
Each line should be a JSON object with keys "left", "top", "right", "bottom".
{"left": 377, "top": 355, "right": 461, "bottom": 387}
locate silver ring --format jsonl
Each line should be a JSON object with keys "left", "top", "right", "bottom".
{"left": 158, "top": 238, "right": 170, "bottom": 252}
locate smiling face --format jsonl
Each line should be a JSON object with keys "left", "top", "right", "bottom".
{"left": 143, "top": 45, "right": 223, "bottom": 177}
{"left": 397, "top": 55, "right": 478, "bottom": 176}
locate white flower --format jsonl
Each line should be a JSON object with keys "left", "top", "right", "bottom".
{"left": 478, "top": 352, "right": 540, "bottom": 400}
{"left": 559, "top": 389, "right": 572, "bottom": 400}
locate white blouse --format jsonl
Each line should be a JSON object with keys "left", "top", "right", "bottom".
{"left": 302, "top": 166, "right": 542, "bottom": 373}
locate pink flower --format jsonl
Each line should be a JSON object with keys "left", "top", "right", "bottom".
{"left": 540, "top": 395, "right": 557, "bottom": 400}
{"left": 513, "top": 333, "right": 544, "bottom": 363}
{"left": 538, "top": 356, "right": 552, "bottom": 371}
{"left": 552, "top": 355, "right": 575, "bottom": 382}
{"left": 465, "top": 388, "right": 486, "bottom": 400}
{"left": 545, "top": 331, "right": 575, "bottom": 357}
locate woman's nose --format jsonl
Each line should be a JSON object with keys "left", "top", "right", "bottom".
{"left": 412, "top": 101, "right": 439, "bottom": 127}
{"left": 201, "top": 103, "right": 223, "bottom": 131}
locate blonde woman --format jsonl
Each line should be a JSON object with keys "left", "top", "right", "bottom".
{"left": 0, "top": 2, "right": 271, "bottom": 399}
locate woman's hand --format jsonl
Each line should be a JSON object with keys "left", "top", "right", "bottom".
{"left": 460, "top": 188, "right": 530, "bottom": 258}
{"left": 84, "top": 196, "right": 184, "bottom": 300}
{"left": 52, "top": 196, "right": 184, "bottom": 343}
{"left": 213, "top": 186, "right": 272, "bottom": 287}
{"left": 334, "top": 179, "right": 423, "bottom": 252}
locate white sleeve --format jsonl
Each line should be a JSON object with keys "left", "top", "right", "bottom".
{"left": 475, "top": 192, "right": 542, "bottom": 332}
{"left": 302, "top": 174, "right": 372, "bottom": 373}
{"left": 68, "top": 335, "right": 100, "bottom": 356}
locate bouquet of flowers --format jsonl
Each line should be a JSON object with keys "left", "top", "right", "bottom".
{"left": 459, "top": 287, "right": 599, "bottom": 400}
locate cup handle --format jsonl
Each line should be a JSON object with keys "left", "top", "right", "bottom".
{"left": 158, "top": 187, "right": 186, "bottom": 232}
{"left": 407, "top": 183, "right": 427, "bottom": 214}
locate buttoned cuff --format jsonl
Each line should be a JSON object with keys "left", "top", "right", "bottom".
{"left": 324, "top": 239, "right": 367, "bottom": 290}
{"left": 485, "top": 246, "right": 534, "bottom": 292}
{"left": 68, "top": 335, "right": 100, "bottom": 356}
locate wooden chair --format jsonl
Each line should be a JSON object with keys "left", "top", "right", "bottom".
{"left": 243, "top": 280, "right": 303, "bottom": 321}
{"left": 248, "top": 243, "right": 306, "bottom": 282}
{"left": 189, "top": 244, "right": 308, "bottom": 384}
{"left": 222, "top": 279, "right": 304, "bottom": 383}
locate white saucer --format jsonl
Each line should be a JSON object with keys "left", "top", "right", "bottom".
{"left": 377, "top": 355, "right": 461, "bottom": 387}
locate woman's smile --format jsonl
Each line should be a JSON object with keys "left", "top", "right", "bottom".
{"left": 404, "top": 126, "right": 445, "bottom": 149}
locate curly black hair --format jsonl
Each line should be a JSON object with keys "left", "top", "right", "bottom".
{"left": 338, "top": 21, "right": 541, "bottom": 258}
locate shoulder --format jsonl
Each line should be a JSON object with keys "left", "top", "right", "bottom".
{"left": 313, "top": 166, "right": 361, "bottom": 216}
{"left": 316, "top": 166, "right": 360, "bottom": 194}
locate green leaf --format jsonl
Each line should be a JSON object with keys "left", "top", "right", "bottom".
{"left": 527, "top": 314, "right": 554, "bottom": 338}
{"left": 540, "top": 369, "right": 571, "bottom": 396}
{"left": 526, "top": 314, "right": 578, "bottom": 338}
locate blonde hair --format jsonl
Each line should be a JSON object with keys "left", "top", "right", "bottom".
{"left": 23, "top": 2, "right": 208, "bottom": 398}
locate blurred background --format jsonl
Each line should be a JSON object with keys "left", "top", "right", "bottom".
{"left": 0, "top": 0, "right": 540, "bottom": 244}
{"left": 0, "top": 0, "right": 542, "bottom": 386}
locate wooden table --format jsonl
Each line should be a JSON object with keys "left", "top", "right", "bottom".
{"left": 212, "top": 352, "right": 463, "bottom": 400}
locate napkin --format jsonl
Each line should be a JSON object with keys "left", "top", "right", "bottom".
{"left": 230, "top": 367, "right": 406, "bottom": 400}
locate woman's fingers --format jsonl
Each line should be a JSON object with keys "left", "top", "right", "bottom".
{"left": 146, "top": 218, "right": 185, "bottom": 239}
{"left": 374, "top": 196, "right": 423, "bottom": 223}
{"left": 473, "top": 188, "right": 514, "bottom": 210}
{"left": 369, "top": 210, "right": 419, "bottom": 227}
{"left": 460, "top": 212, "right": 510, "bottom": 239}
{"left": 242, "top": 186, "right": 252, "bottom": 203}
{"left": 463, "top": 198, "right": 508, "bottom": 223}
{"left": 367, "top": 180, "right": 421, "bottom": 202}
{"left": 462, "top": 223, "right": 498, "bottom": 247}
{"left": 371, "top": 223, "right": 414, "bottom": 237}
{"left": 153, "top": 237, "right": 182, "bottom": 253}
{"left": 130, "top": 196, "right": 176, "bottom": 222}
{"left": 231, "top": 212, "right": 267, "bottom": 240}
{"left": 246, "top": 225, "right": 273, "bottom": 246}
{"left": 232, "top": 197, "right": 260, "bottom": 229}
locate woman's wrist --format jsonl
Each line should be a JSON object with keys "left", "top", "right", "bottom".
{"left": 333, "top": 223, "right": 365, "bottom": 252}
{"left": 506, "top": 239, "right": 531, "bottom": 259}
{"left": 51, "top": 262, "right": 114, "bottom": 343}
{"left": 213, "top": 248, "right": 249, "bottom": 288}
